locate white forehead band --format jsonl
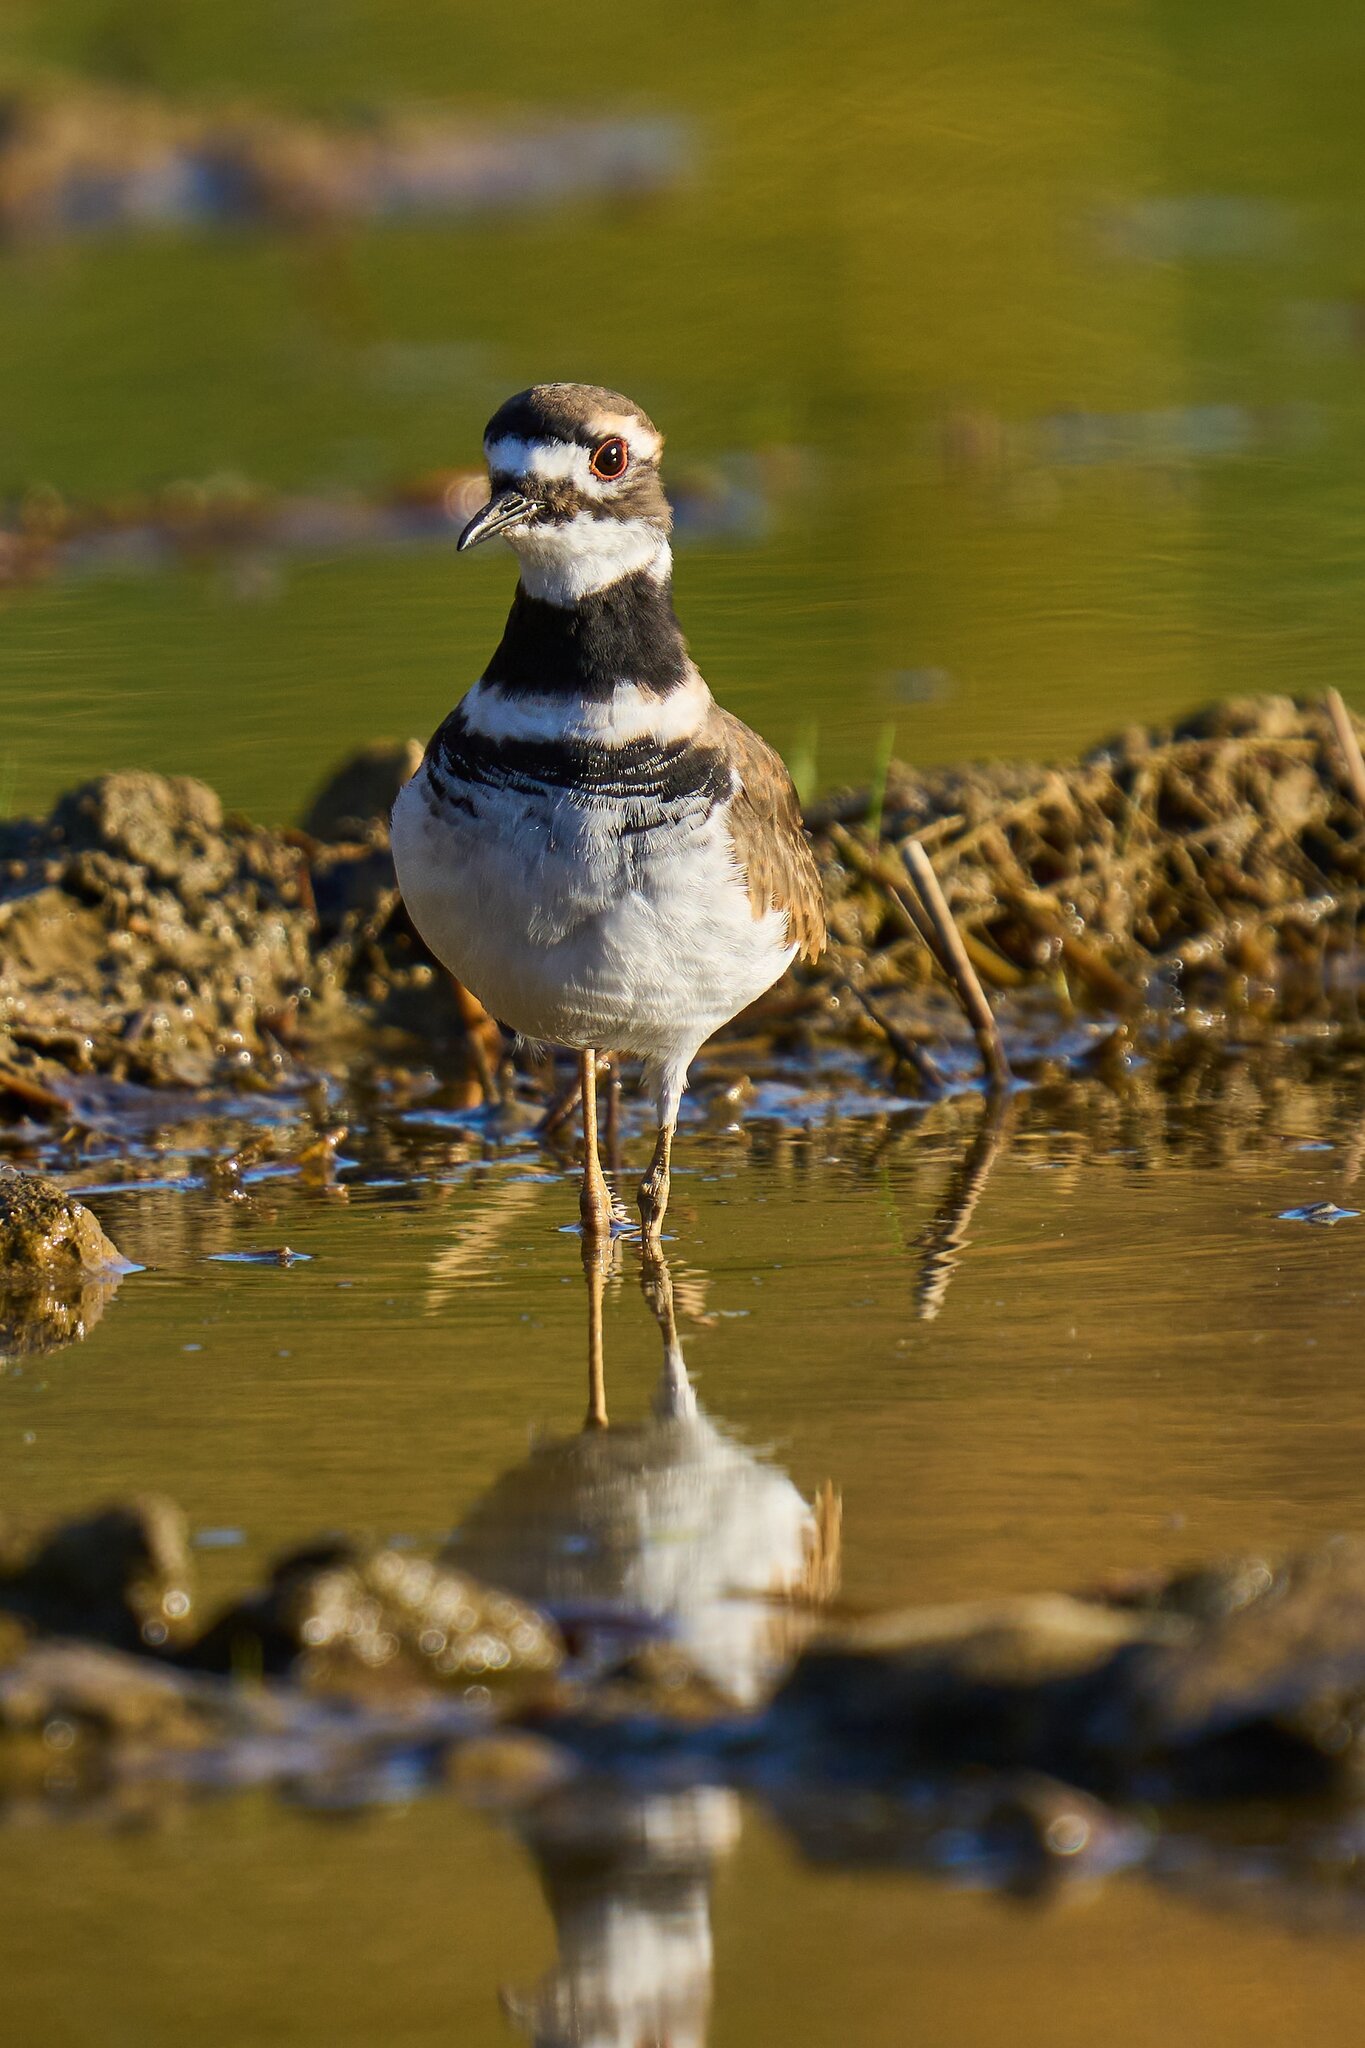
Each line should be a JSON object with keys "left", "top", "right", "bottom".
{"left": 484, "top": 426, "right": 659, "bottom": 493}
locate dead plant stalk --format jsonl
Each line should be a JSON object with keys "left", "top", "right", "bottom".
{"left": 901, "top": 841, "right": 1012, "bottom": 1092}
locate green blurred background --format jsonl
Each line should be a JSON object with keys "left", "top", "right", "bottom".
{"left": 0, "top": 0, "right": 1362, "bottom": 822}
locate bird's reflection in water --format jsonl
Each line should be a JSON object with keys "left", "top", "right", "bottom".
{"left": 500, "top": 1779, "right": 738, "bottom": 2048}
{"left": 448, "top": 1241, "right": 841, "bottom": 2048}
{"left": 450, "top": 1244, "right": 839, "bottom": 1706}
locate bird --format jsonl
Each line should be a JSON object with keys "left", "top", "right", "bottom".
{"left": 390, "top": 382, "right": 826, "bottom": 1247}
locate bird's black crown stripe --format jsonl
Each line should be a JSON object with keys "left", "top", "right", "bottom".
{"left": 483, "top": 570, "right": 689, "bottom": 702}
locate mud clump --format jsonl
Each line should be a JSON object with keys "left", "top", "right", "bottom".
{"left": 0, "top": 764, "right": 454, "bottom": 1107}
{"left": 810, "top": 694, "right": 1365, "bottom": 1033}
{"left": 0, "top": 1164, "right": 127, "bottom": 1274}
{"left": 0, "top": 1164, "right": 131, "bottom": 1357}
{"left": 186, "top": 1541, "right": 562, "bottom": 1698}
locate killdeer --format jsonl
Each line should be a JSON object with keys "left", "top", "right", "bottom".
{"left": 391, "top": 382, "right": 825, "bottom": 1245}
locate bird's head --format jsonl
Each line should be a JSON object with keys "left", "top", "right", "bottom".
{"left": 457, "top": 383, "right": 671, "bottom": 605}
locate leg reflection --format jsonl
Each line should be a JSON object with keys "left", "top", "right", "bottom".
{"left": 640, "top": 1240, "right": 696, "bottom": 1422}
{"left": 916, "top": 1092, "right": 1016, "bottom": 1320}
{"left": 583, "top": 1236, "right": 609, "bottom": 1430}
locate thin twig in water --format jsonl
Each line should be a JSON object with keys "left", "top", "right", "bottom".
{"left": 853, "top": 985, "right": 947, "bottom": 1093}
{"left": 537, "top": 1066, "right": 582, "bottom": 1140}
{"left": 902, "top": 841, "right": 1012, "bottom": 1092}
{"left": 1326, "top": 689, "right": 1365, "bottom": 819}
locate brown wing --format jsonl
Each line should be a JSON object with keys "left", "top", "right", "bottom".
{"left": 709, "top": 707, "right": 827, "bottom": 962}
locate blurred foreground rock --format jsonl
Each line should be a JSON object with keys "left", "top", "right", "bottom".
{"left": 0, "top": 1496, "right": 194, "bottom": 1652}
{"left": 6, "top": 1498, "right": 1365, "bottom": 1919}
{"left": 189, "top": 1540, "right": 561, "bottom": 1698}
{"left": 771, "top": 1537, "right": 1365, "bottom": 1798}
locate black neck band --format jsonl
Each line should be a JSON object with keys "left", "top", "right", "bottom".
{"left": 482, "top": 569, "right": 689, "bottom": 700}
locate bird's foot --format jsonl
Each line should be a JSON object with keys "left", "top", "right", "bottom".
{"left": 637, "top": 1175, "right": 670, "bottom": 1246}
{"left": 580, "top": 1166, "right": 618, "bottom": 1247}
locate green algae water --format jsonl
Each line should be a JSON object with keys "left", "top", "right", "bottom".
{"left": 2, "top": 0, "right": 1365, "bottom": 821}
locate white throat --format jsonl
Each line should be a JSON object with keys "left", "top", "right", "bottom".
{"left": 509, "top": 514, "right": 672, "bottom": 607}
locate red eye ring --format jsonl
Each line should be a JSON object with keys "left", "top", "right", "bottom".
{"left": 589, "top": 436, "right": 629, "bottom": 481}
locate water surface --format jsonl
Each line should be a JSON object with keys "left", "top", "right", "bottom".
{"left": 2, "top": 1, "right": 1365, "bottom": 818}
{"left": 6, "top": 1071, "right": 1365, "bottom": 2039}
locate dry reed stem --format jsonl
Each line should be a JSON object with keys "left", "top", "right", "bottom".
{"left": 902, "top": 841, "right": 1012, "bottom": 1091}
{"left": 1326, "top": 689, "right": 1365, "bottom": 819}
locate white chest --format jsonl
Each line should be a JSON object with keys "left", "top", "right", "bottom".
{"left": 390, "top": 762, "right": 795, "bottom": 1066}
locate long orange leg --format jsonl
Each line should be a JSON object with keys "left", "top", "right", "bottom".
{"left": 579, "top": 1048, "right": 614, "bottom": 1245}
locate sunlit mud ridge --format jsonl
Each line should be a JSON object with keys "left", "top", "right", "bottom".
{"left": 3, "top": 694, "right": 1364, "bottom": 1127}
{"left": 0, "top": 79, "right": 687, "bottom": 243}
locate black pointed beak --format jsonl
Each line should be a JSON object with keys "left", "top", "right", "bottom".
{"left": 457, "top": 487, "right": 537, "bottom": 552}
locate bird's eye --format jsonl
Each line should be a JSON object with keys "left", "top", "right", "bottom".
{"left": 589, "top": 436, "right": 628, "bottom": 480}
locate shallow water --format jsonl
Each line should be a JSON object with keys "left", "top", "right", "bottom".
{"left": 3, "top": 1, "right": 1365, "bottom": 820}
{"left": 8, "top": 1067, "right": 1365, "bottom": 2039}
{"left": 11, "top": 1074, "right": 1365, "bottom": 1609}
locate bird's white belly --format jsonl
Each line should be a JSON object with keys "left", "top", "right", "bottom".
{"left": 391, "top": 771, "right": 795, "bottom": 1064}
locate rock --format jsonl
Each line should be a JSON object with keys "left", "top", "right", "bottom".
{"left": 300, "top": 741, "right": 423, "bottom": 842}
{"left": 1112, "top": 1538, "right": 1365, "bottom": 1784}
{"left": 0, "top": 1640, "right": 291, "bottom": 1799}
{"left": 773, "top": 1542, "right": 1365, "bottom": 1799}
{"left": 188, "top": 1540, "right": 561, "bottom": 1697}
{"left": 0, "top": 1496, "right": 196, "bottom": 1652}
{"left": 769, "top": 1594, "right": 1179, "bottom": 1777}
{"left": 0, "top": 1163, "right": 128, "bottom": 1275}
{"left": 0, "top": 1165, "right": 131, "bottom": 1357}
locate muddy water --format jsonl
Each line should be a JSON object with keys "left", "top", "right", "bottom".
{"left": 5, "top": 1071, "right": 1365, "bottom": 2041}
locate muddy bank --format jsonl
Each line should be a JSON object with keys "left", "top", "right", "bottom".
{"left": 0, "top": 80, "right": 685, "bottom": 243}
{"left": 8, "top": 1494, "right": 1365, "bottom": 1914}
{"left": 3, "top": 694, "right": 1364, "bottom": 1126}
{"left": 0, "top": 452, "right": 781, "bottom": 591}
